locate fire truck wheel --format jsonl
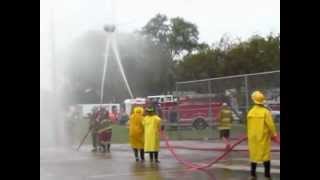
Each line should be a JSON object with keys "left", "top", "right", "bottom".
{"left": 193, "top": 118, "right": 208, "bottom": 130}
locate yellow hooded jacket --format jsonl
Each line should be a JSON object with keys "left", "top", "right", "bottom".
{"left": 128, "top": 107, "right": 144, "bottom": 149}
{"left": 142, "top": 114, "right": 161, "bottom": 152}
{"left": 247, "top": 105, "right": 277, "bottom": 163}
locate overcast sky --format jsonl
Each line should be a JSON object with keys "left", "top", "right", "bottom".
{"left": 40, "top": 0, "right": 280, "bottom": 90}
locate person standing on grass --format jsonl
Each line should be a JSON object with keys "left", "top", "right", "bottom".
{"left": 142, "top": 106, "right": 162, "bottom": 163}
{"left": 128, "top": 106, "right": 145, "bottom": 162}
{"left": 97, "top": 108, "right": 113, "bottom": 153}
{"left": 217, "top": 102, "right": 233, "bottom": 162}
{"left": 218, "top": 102, "right": 233, "bottom": 140}
{"left": 247, "top": 91, "right": 279, "bottom": 180}
{"left": 89, "top": 108, "right": 99, "bottom": 152}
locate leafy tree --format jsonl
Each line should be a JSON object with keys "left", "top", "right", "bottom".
{"left": 169, "top": 17, "right": 199, "bottom": 57}
{"left": 176, "top": 34, "right": 280, "bottom": 80}
{"left": 141, "top": 14, "right": 201, "bottom": 92}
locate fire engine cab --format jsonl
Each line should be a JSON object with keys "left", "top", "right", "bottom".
{"left": 124, "top": 95, "right": 225, "bottom": 129}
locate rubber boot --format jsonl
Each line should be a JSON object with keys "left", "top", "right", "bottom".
{"left": 140, "top": 149, "right": 145, "bottom": 163}
{"left": 155, "top": 152, "right": 160, "bottom": 163}
{"left": 149, "top": 152, "right": 154, "bottom": 163}
{"left": 101, "top": 145, "right": 106, "bottom": 153}
{"left": 133, "top": 149, "right": 139, "bottom": 162}
{"left": 107, "top": 144, "right": 110, "bottom": 152}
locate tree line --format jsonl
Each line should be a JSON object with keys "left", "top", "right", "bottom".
{"left": 62, "top": 13, "right": 280, "bottom": 105}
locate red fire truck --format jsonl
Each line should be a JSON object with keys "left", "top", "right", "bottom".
{"left": 125, "top": 95, "right": 279, "bottom": 128}
{"left": 124, "top": 95, "right": 241, "bottom": 129}
{"left": 147, "top": 95, "right": 227, "bottom": 129}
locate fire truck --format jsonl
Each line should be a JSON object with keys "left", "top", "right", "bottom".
{"left": 125, "top": 95, "right": 240, "bottom": 129}
{"left": 124, "top": 95, "right": 228, "bottom": 129}
{"left": 123, "top": 95, "right": 177, "bottom": 116}
{"left": 160, "top": 95, "right": 225, "bottom": 129}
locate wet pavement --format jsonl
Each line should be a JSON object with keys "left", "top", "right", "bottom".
{"left": 40, "top": 142, "right": 280, "bottom": 180}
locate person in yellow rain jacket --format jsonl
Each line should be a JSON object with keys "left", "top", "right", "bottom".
{"left": 128, "top": 106, "right": 145, "bottom": 162}
{"left": 218, "top": 103, "right": 233, "bottom": 140}
{"left": 247, "top": 91, "right": 279, "bottom": 180}
{"left": 142, "top": 106, "right": 162, "bottom": 163}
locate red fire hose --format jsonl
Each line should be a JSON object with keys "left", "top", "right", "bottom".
{"left": 160, "top": 131, "right": 280, "bottom": 169}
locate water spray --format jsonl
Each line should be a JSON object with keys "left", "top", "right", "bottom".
{"left": 99, "top": 24, "right": 134, "bottom": 106}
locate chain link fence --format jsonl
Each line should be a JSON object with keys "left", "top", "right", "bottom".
{"left": 162, "top": 71, "right": 280, "bottom": 140}
{"left": 68, "top": 71, "right": 280, "bottom": 144}
{"left": 174, "top": 70, "right": 279, "bottom": 122}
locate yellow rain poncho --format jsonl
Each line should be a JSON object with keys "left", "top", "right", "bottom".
{"left": 128, "top": 107, "right": 144, "bottom": 149}
{"left": 247, "top": 105, "right": 277, "bottom": 163}
{"left": 218, "top": 108, "right": 233, "bottom": 130}
{"left": 142, "top": 114, "right": 161, "bottom": 152}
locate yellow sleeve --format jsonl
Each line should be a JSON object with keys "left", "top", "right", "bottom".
{"left": 265, "top": 110, "right": 277, "bottom": 137}
{"left": 142, "top": 117, "right": 146, "bottom": 126}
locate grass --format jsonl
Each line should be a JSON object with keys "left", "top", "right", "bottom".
{"left": 72, "top": 118, "right": 130, "bottom": 144}
{"left": 71, "top": 118, "right": 280, "bottom": 145}
{"left": 165, "top": 124, "right": 246, "bottom": 140}
{"left": 110, "top": 125, "right": 130, "bottom": 144}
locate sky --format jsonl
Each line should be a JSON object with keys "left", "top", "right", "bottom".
{"left": 40, "top": 0, "right": 280, "bottom": 90}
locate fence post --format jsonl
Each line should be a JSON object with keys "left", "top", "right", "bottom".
{"left": 244, "top": 75, "right": 249, "bottom": 113}
{"left": 208, "top": 80, "right": 213, "bottom": 122}
{"left": 175, "top": 84, "right": 180, "bottom": 134}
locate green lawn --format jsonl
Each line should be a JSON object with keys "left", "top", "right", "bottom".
{"left": 71, "top": 118, "right": 280, "bottom": 145}
{"left": 72, "top": 118, "right": 130, "bottom": 144}
{"left": 110, "top": 125, "right": 130, "bottom": 143}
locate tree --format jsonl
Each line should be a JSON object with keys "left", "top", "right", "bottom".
{"left": 141, "top": 14, "right": 170, "bottom": 46}
{"left": 142, "top": 14, "right": 200, "bottom": 58}
{"left": 175, "top": 34, "right": 280, "bottom": 81}
{"left": 169, "top": 17, "right": 199, "bottom": 57}
{"left": 140, "top": 14, "right": 201, "bottom": 92}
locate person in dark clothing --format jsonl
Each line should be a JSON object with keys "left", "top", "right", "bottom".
{"left": 88, "top": 111, "right": 99, "bottom": 152}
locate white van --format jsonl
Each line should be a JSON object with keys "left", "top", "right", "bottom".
{"left": 123, "top": 98, "right": 146, "bottom": 116}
